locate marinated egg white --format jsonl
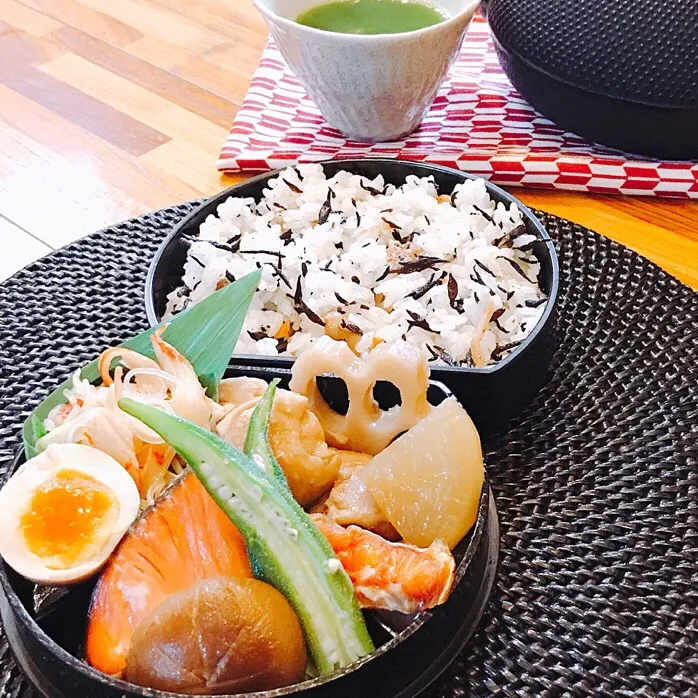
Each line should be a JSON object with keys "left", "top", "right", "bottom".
{"left": 0, "top": 443, "right": 140, "bottom": 584}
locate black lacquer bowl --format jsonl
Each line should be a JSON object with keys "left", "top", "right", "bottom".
{"left": 146, "top": 159, "right": 559, "bottom": 435}
{"left": 0, "top": 367, "right": 499, "bottom": 698}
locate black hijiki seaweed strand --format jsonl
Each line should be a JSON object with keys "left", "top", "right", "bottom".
{"left": 238, "top": 249, "right": 283, "bottom": 266}
{"left": 281, "top": 178, "right": 302, "bottom": 194}
{"left": 525, "top": 297, "right": 547, "bottom": 308}
{"left": 470, "top": 267, "right": 488, "bottom": 288}
{"left": 382, "top": 216, "right": 401, "bottom": 232}
{"left": 475, "top": 259, "right": 496, "bottom": 277}
{"left": 408, "top": 272, "right": 446, "bottom": 301}
{"left": 182, "top": 235, "right": 236, "bottom": 254}
{"left": 491, "top": 340, "right": 522, "bottom": 362}
{"left": 406, "top": 310, "right": 438, "bottom": 334}
{"left": 318, "top": 188, "right": 333, "bottom": 225}
{"left": 226, "top": 235, "right": 242, "bottom": 252}
{"left": 494, "top": 223, "right": 527, "bottom": 248}
{"left": 271, "top": 265, "right": 291, "bottom": 289}
{"left": 389, "top": 256, "right": 446, "bottom": 275}
{"left": 498, "top": 255, "right": 534, "bottom": 283}
{"left": 490, "top": 308, "right": 505, "bottom": 323}
{"left": 360, "top": 180, "right": 385, "bottom": 196}
{"left": 426, "top": 344, "right": 456, "bottom": 365}
{"left": 340, "top": 319, "right": 363, "bottom": 335}
{"left": 472, "top": 204, "right": 494, "bottom": 223}
{"left": 293, "top": 277, "right": 323, "bottom": 326}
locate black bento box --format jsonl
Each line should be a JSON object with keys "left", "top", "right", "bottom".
{"left": 146, "top": 160, "right": 559, "bottom": 435}
{"left": 0, "top": 369, "right": 499, "bottom": 698}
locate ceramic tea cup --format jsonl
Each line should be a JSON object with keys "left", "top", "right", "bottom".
{"left": 253, "top": 0, "right": 481, "bottom": 142}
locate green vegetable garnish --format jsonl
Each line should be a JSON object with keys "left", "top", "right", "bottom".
{"left": 243, "top": 379, "right": 289, "bottom": 486}
{"left": 119, "top": 396, "right": 375, "bottom": 674}
{"left": 22, "top": 271, "right": 261, "bottom": 459}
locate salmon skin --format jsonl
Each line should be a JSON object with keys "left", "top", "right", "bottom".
{"left": 311, "top": 514, "right": 455, "bottom": 614}
{"left": 86, "top": 471, "right": 251, "bottom": 677}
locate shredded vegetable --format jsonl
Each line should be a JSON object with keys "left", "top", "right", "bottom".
{"left": 36, "top": 335, "right": 210, "bottom": 506}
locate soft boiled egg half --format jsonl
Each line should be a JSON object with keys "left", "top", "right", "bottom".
{"left": 0, "top": 443, "right": 140, "bottom": 584}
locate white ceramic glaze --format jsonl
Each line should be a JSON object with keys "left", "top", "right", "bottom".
{"left": 253, "top": 0, "right": 481, "bottom": 142}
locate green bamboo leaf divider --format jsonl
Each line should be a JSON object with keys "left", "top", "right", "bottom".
{"left": 22, "top": 270, "right": 261, "bottom": 459}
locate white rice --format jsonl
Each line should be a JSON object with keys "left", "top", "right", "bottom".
{"left": 165, "top": 164, "right": 548, "bottom": 366}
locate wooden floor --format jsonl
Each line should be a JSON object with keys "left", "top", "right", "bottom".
{"left": 1, "top": 0, "right": 697, "bottom": 287}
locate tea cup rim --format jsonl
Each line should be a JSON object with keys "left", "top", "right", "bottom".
{"left": 252, "top": 0, "right": 482, "bottom": 41}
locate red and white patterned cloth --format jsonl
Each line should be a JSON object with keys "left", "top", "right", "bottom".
{"left": 218, "top": 16, "right": 698, "bottom": 199}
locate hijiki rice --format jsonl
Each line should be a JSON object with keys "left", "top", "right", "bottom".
{"left": 166, "top": 165, "right": 548, "bottom": 367}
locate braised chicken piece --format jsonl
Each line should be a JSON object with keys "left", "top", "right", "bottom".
{"left": 215, "top": 389, "right": 339, "bottom": 506}
{"left": 312, "top": 450, "right": 398, "bottom": 540}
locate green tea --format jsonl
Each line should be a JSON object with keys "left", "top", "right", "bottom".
{"left": 296, "top": 0, "right": 447, "bottom": 35}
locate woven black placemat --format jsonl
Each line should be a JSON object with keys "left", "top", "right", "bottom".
{"left": 0, "top": 206, "right": 696, "bottom": 698}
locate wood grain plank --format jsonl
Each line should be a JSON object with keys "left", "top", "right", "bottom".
{"left": 170, "top": 54, "right": 262, "bottom": 105}
{"left": 0, "top": 116, "right": 66, "bottom": 180}
{"left": 125, "top": 35, "right": 193, "bottom": 71}
{"left": 147, "top": 0, "right": 267, "bottom": 47}
{"left": 50, "top": 26, "right": 239, "bottom": 128}
{"left": 163, "top": 0, "right": 267, "bottom": 103}
{"left": 0, "top": 35, "right": 169, "bottom": 156}
{"left": 0, "top": 30, "right": 62, "bottom": 66}
{"left": 3, "top": 0, "right": 61, "bottom": 37}
{"left": 139, "top": 139, "right": 235, "bottom": 194}
{"left": 77, "top": 0, "right": 228, "bottom": 52}
{"left": 18, "top": 0, "right": 142, "bottom": 47}
{"left": 602, "top": 196, "right": 698, "bottom": 243}
{"left": 123, "top": 0, "right": 266, "bottom": 72}
{"left": 0, "top": 80, "right": 203, "bottom": 216}
{"left": 519, "top": 190, "right": 698, "bottom": 239}
{"left": 152, "top": 0, "right": 267, "bottom": 32}
{"left": 40, "top": 53, "right": 230, "bottom": 153}
{"left": 193, "top": 40, "right": 268, "bottom": 88}
{"left": 0, "top": 122, "right": 146, "bottom": 246}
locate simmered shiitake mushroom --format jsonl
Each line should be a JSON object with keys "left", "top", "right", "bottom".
{"left": 125, "top": 576, "right": 307, "bottom": 695}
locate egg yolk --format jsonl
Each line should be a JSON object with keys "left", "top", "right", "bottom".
{"left": 20, "top": 469, "right": 117, "bottom": 569}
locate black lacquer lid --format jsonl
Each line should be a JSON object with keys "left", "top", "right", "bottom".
{"left": 485, "top": 0, "right": 698, "bottom": 108}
